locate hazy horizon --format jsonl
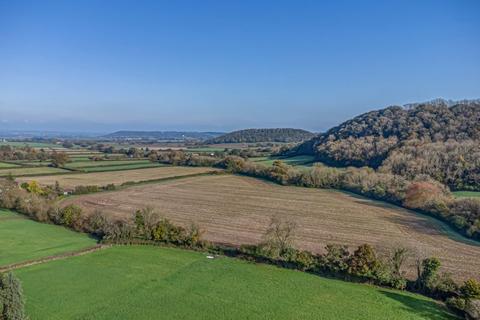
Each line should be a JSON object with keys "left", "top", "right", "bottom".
{"left": 1, "top": 0, "right": 479, "bottom": 132}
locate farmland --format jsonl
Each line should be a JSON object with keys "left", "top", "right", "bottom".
{"left": 64, "top": 174, "right": 480, "bottom": 281}
{"left": 251, "top": 155, "right": 316, "bottom": 166}
{"left": 453, "top": 191, "right": 480, "bottom": 198}
{"left": 0, "top": 166, "right": 70, "bottom": 177}
{"left": 0, "top": 161, "right": 21, "bottom": 168}
{"left": 15, "top": 245, "right": 456, "bottom": 320}
{"left": 0, "top": 210, "right": 96, "bottom": 267}
{"left": 17, "top": 166, "right": 220, "bottom": 188}
{"left": 64, "top": 159, "right": 151, "bottom": 169}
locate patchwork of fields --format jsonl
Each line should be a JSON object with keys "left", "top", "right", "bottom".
{"left": 15, "top": 245, "right": 456, "bottom": 320}
{"left": 18, "top": 166, "right": 220, "bottom": 188}
{"left": 64, "top": 174, "right": 480, "bottom": 281}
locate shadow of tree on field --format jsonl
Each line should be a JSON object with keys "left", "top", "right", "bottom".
{"left": 378, "top": 290, "right": 459, "bottom": 320}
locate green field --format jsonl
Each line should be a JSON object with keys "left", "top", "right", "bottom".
{"left": 186, "top": 147, "right": 226, "bottom": 152}
{"left": 0, "top": 166, "right": 69, "bottom": 177}
{"left": 0, "top": 210, "right": 96, "bottom": 266}
{"left": 15, "top": 245, "right": 455, "bottom": 320}
{"left": 453, "top": 191, "right": 480, "bottom": 198}
{"left": 0, "top": 161, "right": 20, "bottom": 168}
{"left": 64, "top": 159, "right": 151, "bottom": 169}
{"left": 251, "top": 155, "right": 316, "bottom": 166}
{"left": 81, "top": 162, "right": 165, "bottom": 172}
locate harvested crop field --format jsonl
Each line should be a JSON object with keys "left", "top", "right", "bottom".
{"left": 18, "top": 166, "right": 220, "bottom": 188}
{"left": 64, "top": 174, "right": 480, "bottom": 281}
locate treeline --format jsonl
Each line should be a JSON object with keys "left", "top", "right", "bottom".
{"left": 206, "top": 128, "right": 314, "bottom": 144}
{"left": 0, "top": 145, "right": 50, "bottom": 161}
{"left": 150, "top": 151, "right": 480, "bottom": 240}
{"left": 292, "top": 101, "right": 480, "bottom": 190}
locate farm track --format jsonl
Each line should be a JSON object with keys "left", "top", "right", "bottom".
{"left": 0, "top": 245, "right": 109, "bottom": 272}
{"left": 64, "top": 174, "right": 480, "bottom": 281}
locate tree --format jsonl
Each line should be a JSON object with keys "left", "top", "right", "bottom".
{"left": 461, "top": 279, "right": 480, "bottom": 299}
{"left": 416, "top": 257, "right": 441, "bottom": 292}
{"left": 50, "top": 151, "right": 69, "bottom": 167}
{"left": 348, "top": 244, "right": 380, "bottom": 277}
{"left": 260, "top": 217, "right": 296, "bottom": 259}
{"left": 390, "top": 247, "right": 408, "bottom": 278}
{"left": 0, "top": 272, "right": 27, "bottom": 320}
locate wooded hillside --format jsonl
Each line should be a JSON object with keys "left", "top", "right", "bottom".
{"left": 293, "top": 101, "right": 480, "bottom": 190}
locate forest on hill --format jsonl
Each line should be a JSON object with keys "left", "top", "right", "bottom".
{"left": 293, "top": 100, "right": 480, "bottom": 191}
{"left": 206, "top": 128, "right": 314, "bottom": 144}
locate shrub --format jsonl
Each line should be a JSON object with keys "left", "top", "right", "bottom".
{"left": 348, "top": 244, "right": 380, "bottom": 278}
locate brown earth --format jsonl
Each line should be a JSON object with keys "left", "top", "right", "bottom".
{"left": 17, "top": 166, "right": 219, "bottom": 188}
{"left": 63, "top": 174, "right": 480, "bottom": 281}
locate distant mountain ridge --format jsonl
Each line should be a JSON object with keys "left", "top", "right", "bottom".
{"left": 206, "top": 128, "right": 314, "bottom": 144}
{"left": 103, "top": 131, "right": 224, "bottom": 141}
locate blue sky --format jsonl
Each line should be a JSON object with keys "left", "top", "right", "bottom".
{"left": 0, "top": 0, "right": 479, "bottom": 132}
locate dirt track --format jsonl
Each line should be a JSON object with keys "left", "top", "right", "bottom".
{"left": 64, "top": 174, "right": 480, "bottom": 281}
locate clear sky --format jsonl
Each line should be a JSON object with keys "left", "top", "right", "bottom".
{"left": 1, "top": 0, "right": 479, "bottom": 133}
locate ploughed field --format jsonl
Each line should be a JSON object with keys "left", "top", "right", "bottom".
{"left": 15, "top": 245, "right": 456, "bottom": 320}
{"left": 17, "top": 166, "right": 219, "bottom": 188}
{"left": 64, "top": 174, "right": 480, "bottom": 281}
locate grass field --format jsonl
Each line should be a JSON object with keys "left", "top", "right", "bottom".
{"left": 186, "top": 147, "right": 226, "bottom": 152}
{"left": 0, "top": 161, "right": 21, "bottom": 168}
{"left": 453, "top": 191, "right": 480, "bottom": 198}
{"left": 251, "top": 155, "right": 316, "bottom": 166}
{"left": 64, "top": 159, "right": 151, "bottom": 169}
{"left": 0, "top": 166, "right": 69, "bottom": 177}
{"left": 64, "top": 174, "right": 480, "bottom": 281}
{"left": 80, "top": 162, "right": 165, "bottom": 172}
{"left": 0, "top": 210, "right": 96, "bottom": 266}
{"left": 18, "top": 166, "right": 219, "bottom": 188}
{"left": 15, "top": 245, "right": 456, "bottom": 320}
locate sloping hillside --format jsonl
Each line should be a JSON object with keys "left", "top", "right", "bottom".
{"left": 293, "top": 100, "right": 480, "bottom": 190}
{"left": 206, "top": 128, "right": 314, "bottom": 144}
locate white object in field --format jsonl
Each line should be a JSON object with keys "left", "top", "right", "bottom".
{"left": 206, "top": 255, "right": 214, "bottom": 259}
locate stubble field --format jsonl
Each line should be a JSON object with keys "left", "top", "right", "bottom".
{"left": 63, "top": 174, "right": 480, "bottom": 281}
{"left": 17, "top": 166, "right": 219, "bottom": 188}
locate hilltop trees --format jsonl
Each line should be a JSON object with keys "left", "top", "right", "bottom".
{"left": 292, "top": 101, "right": 480, "bottom": 190}
{"left": 206, "top": 128, "right": 314, "bottom": 144}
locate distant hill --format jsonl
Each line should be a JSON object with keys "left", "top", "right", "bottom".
{"left": 206, "top": 128, "right": 314, "bottom": 144}
{"left": 103, "top": 131, "right": 224, "bottom": 141}
{"left": 292, "top": 100, "right": 480, "bottom": 190}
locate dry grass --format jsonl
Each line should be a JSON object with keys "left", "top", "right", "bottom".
{"left": 17, "top": 166, "right": 218, "bottom": 188}
{"left": 64, "top": 174, "right": 480, "bottom": 281}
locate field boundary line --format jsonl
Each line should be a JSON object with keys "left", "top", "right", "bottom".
{"left": 0, "top": 244, "right": 110, "bottom": 272}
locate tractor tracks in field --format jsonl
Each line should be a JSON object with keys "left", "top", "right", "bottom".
{"left": 0, "top": 244, "right": 111, "bottom": 273}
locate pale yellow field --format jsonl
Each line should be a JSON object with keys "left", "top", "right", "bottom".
{"left": 17, "top": 166, "right": 219, "bottom": 188}
{"left": 64, "top": 174, "right": 480, "bottom": 281}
